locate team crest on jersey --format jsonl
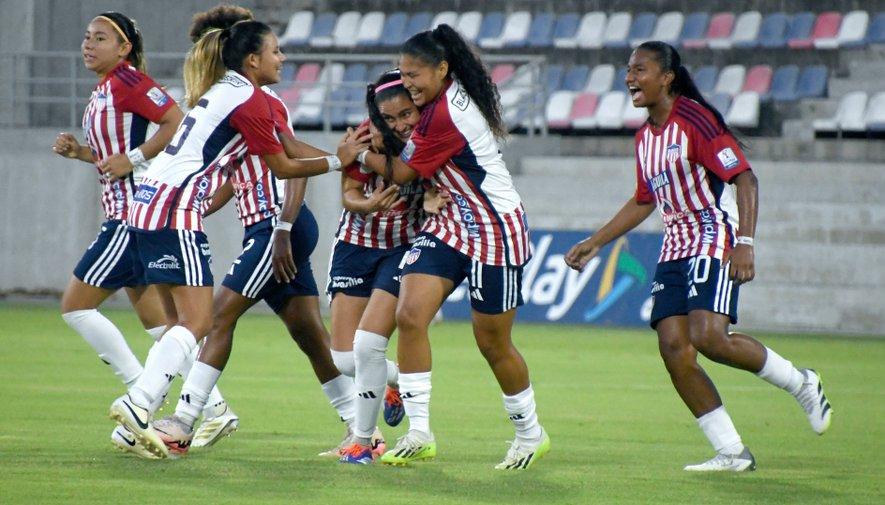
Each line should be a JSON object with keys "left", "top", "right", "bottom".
{"left": 716, "top": 147, "right": 739, "bottom": 169}
{"left": 146, "top": 87, "right": 169, "bottom": 107}
{"left": 451, "top": 83, "right": 470, "bottom": 111}
{"left": 666, "top": 143, "right": 681, "bottom": 163}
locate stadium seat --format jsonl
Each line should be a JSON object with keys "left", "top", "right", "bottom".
{"left": 714, "top": 64, "right": 747, "bottom": 97}
{"left": 769, "top": 65, "right": 800, "bottom": 101}
{"left": 785, "top": 12, "right": 816, "bottom": 49}
{"left": 552, "top": 13, "right": 581, "bottom": 48}
{"left": 868, "top": 12, "right": 885, "bottom": 45}
{"left": 490, "top": 64, "right": 516, "bottom": 84}
{"left": 561, "top": 65, "right": 590, "bottom": 91}
{"left": 279, "top": 11, "right": 313, "bottom": 46}
{"left": 706, "top": 12, "right": 737, "bottom": 49}
{"left": 650, "top": 12, "right": 684, "bottom": 46}
{"left": 864, "top": 91, "right": 885, "bottom": 130}
{"left": 757, "top": 12, "right": 789, "bottom": 48}
{"left": 621, "top": 97, "right": 649, "bottom": 128}
{"left": 680, "top": 12, "right": 710, "bottom": 48}
{"left": 708, "top": 93, "right": 732, "bottom": 117}
{"left": 431, "top": 11, "right": 458, "bottom": 30}
{"left": 628, "top": 12, "right": 657, "bottom": 48}
{"left": 526, "top": 12, "right": 556, "bottom": 47}
{"left": 570, "top": 92, "right": 600, "bottom": 129}
{"left": 355, "top": 11, "right": 385, "bottom": 46}
{"left": 405, "top": 12, "right": 432, "bottom": 39}
{"left": 596, "top": 91, "right": 627, "bottom": 129}
{"left": 546, "top": 91, "right": 578, "bottom": 128}
{"left": 837, "top": 10, "right": 869, "bottom": 48}
{"left": 731, "top": 11, "right": 762, "bottom": 48}
{"left": 456, "top": 11, "right": 483, "bottom": 42}
{"left": 602, "top": 12, "right": 632, "bottom": 48}
{"left": 545, "top": 64, "right": 565, "bottom": 90}
{"left": 614, "top": 67, "right": 628, "bottom": 92}
{"left": 477, "top": 12, "right": 505, "bottom": 47}
{"left": 332, "top": 11, "right": 361, "bottom": 48}
{"left": 279, "top": 62, "right": 320, "bottom": 105}
{"left": 692, "top": 66, "right": 719, "bottom": 96}
{"left": 379, "top": 12, "right": 408, "bottom": 48}
{"left": 586, "top": 64, "right": 616, "bottom": 94}
{"left": 796, "top": 65, "right": 828, "bottom": 99}
{"left": 742, "top": 65, "right": 773, "bottom": 95}
{"left": 813, "top": 91, "right": 868, "bottom": 133}
{"left": 726, "top": 92, "right": 760, "bottom": 128}
{"left": 308, "top": 12, "right": 337, "bottom": 48}
{"left": 494, "top": 11, "right": 532, "bottom": 49}
{"left": 811, "top": 12, "right": 844, "bottom": 49}
{"left": 295, "top": 63, "right": 345, "bottom": 127}
{"left": 576, "top": 12, "right": 607, "bottom": 49}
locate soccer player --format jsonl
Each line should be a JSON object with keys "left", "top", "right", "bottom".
{"left": 53, "top": 11, "right": 183, "bottom": 459}
{"left": 345, "top": 25, "right": 550, "bottom": 470}
{"left": 108, "top": 20, "right": 368, "bottom": 458}
{"left": 565, "top": 41, "right": 833, "bottom": 472}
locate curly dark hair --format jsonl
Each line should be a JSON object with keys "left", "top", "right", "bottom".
{"left": 366, "top": 69, "right": 412, "bottom": 157}
{"left": 97, "top": 12, "right": 146, "bottom": 72}
{"left": 189, "top": 3, "right": 254, "bottom": 43}
{"left": 401, "top": 24, "right": 506, "bottom": 139}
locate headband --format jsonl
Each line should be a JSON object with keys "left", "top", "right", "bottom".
{"left": 96, "top": 15, "right": 130, "bottom": 44}
{"left": 375, "top": 79, "right": 403, "bottom": 93}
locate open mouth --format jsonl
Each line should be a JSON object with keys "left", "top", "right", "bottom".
{"left": 628, "top": 86, "right": 644, "bottom": 102}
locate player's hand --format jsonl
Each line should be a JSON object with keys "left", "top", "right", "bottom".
{"left": 564, "top": 238, "right": 601, "bottom": 271}
{"left": 366, "top": 182, "right": 402, "bottom": 213}
{"left": 368, "top": 121, "right": 386, "bottom": 153}
{"left": 423, "top": 186, "right": 451, "bottom": 214}
{"left": 337, "top": 125, "right": 372, "bottom": 166}
{"left": 271, "top": 228, "right": 297, "bottom": 283}
{"left": 97, "top": 153, "right": 134, "bottom": 182}
{"left": 52, "top": 132, "right": 81, "bottom": 159}
{"left": 724, "top": 244, "right": 755, "bottom": 284}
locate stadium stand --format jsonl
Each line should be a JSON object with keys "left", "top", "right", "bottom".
{"left": 838, "top": 10, "right": 870, "bottom": 47}
{"left": 551, "top": 13, "right": 580, "bottom": 48}
{"left": 650, "top": 12, "right": 683, "bottom": 46}
{"left": 863, "top": 91, "right": 885, "bottom": 131}
{"left": 758, "top": 12, "right": 789, "bottom": 48}
{"left": 731, "top": 11, "right": 762, "bottom": 48}
{"left": 769, "top": 64, "right": 800, "bottom": 101}
{"left": 727, "top": 92, "right": 761, "bottom": 128}
{"left": 456, "top": 11, "right": 483, "bottom": 42}
{"left": 813, "top": 91, "right": 868, "bottom": 134}
{"left": 705, "top": 12, "right": 737, "bottom": 49}
{"left": 680, "top": 12, "right": 710, "bottom": 48}
{"left": 279, "top": 11, "right": 313, "bottom": 46}
{"left": 355, "top": 11, "right": 385, "bottom": 46}
{"left": 526, "top": 12, "right": 556, "bottom": 48}
{"left": 307, "top": 12, "right": 336, "bottom": 48}
{"left": 602, "top": 12, "right": 632, "bottom": 48}
{"left": 627, "top": 12, "right": 657, "bottom": 48}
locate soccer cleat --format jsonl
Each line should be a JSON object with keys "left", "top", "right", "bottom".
{"left": 795, "top": 369, "right": 833, "bottom": 435}
{"left": 192, "top": 403, "right": 239, "bottom": 449}
{"left": 379, "top": 430, "right": 437, "bottom": 466}
{"left": 494, "top": 429, "right": 551, "bottom": 470}
{"left": 109, "top": 394, "right": 168, "bottom": 459}
{"left": 371, "top": 426, "right": 386, "bottom": 457}
{"left": 684, "top": 447, "right": 756, "bottom": 472}
{"left": 318, "top": 426, "right": 354, "bottom": 457}
{"left": 152, "top": 415, "right": 194, "bottom": 457}
{"left": 339, "top": 443, "right": 376, "bottom": 465}
{"left": 111, "top": 425, "right": 159, "bottom": 460}
{"left": 383, "top": 386, "right": 405, "bottom": 427}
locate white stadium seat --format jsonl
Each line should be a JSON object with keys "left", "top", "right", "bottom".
{"left": 575, "top": 12, "right": 607, "bottom": 49}
{"left": 585, "top": 64, "right": 615, "bottom": 94}
{"left": 456, "top": 11, "right": 483, "bottom": 41}
{"left": 837, "top": 10, "right": 870, "bottom": 47}
{"left": 546, "top": 91, "right": 578, "bottom": 128}
{"left": 596, "top": 91, "right": 627, "bottom": 129}
{"left": 726, "top": 92, "right": 760, "bottom": 128}
{"left": 355, "top": 11, "right": 385, "bottom": 46}
{"left": 332, "top": 11, "right": 361, "bottom": 48}
{"left": 481, "top": 11, "right": 531, "bottom": 49}
{"left": 714, "top": 64, "right": 747, "bottom": 97}
{"left": 431, "top": 11, "right": 458, "bottom": 29}
{"left": 863, "top": 91, "right": 885, "bottom": 130}
{"left": 730, "top": 11, "right": 762, "bottom": 47}
{"left": 602, "top": 12, "right": 632, "bottom": 48}
{"left": 279, "top": 11, "right": 313, "bottom": 46}
{"left": 813, "top": 91, "right": 868, "bottom": 133}
{"left": 650, "top": 12, "right": 684, "bottom": 45}
{"left": 622, "top": 98, "right": 649, "bottom": 128}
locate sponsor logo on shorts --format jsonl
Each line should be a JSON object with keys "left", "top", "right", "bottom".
{"left": 716, "top": 147, "right": 739, "bottom": 170}
{"left": 200, "top": 243, "right": 211, "bottom": 257}
{"left": 133, "top": 184, "right": 158, "bottom": 204}
{"left": 148, "top": 254, "right": 180, "bottom": 270}
{"left": 146, "top": 87, "right": 169, "bottom": 107}
{"left": 331, "top": 276, "right": 365, "bottom": 289}
{"left": 651, "top": 281, "right": 665, "bottom": 294}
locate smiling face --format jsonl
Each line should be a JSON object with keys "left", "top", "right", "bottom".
{"left": 251, "top": 32, "right": 285, "bottom": 86}
{"left": 625, "top": 48, "right": 674, "bottom": 109}
{"left": 398, "top": 54, "right": 448, "bottom": 107}
{"left": 377, "top": 92, "right": 420, "bottom": 141}
{"left": 82, "top": 18, "right": 131, "bottom": 77}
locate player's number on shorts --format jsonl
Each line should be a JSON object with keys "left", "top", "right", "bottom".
{"left": 228, "top": 238, "right": 256, "bottom": 275}
{"left": 164, "top": 99, "right": 208, "bottom": 156}
{"left": 688, "top": 256, "right": 711, "bottom": 284}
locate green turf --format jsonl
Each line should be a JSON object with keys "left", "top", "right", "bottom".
{"left": 0, "top": 303, "right": 882, "bottom": 504}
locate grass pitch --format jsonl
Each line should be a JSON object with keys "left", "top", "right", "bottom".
{"left": 0, "top": 303, "right": 882, "bottom": 504}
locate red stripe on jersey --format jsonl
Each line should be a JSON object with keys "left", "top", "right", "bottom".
{"left": 335, "top": 174, "right": 423, "bottom": 249}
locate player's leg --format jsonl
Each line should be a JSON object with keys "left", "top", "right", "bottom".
{"left": 329, "top": 293, "right": 366, "bottom": 379}
{"left": 125, "top": 284, "right": 167, "bottom": 339}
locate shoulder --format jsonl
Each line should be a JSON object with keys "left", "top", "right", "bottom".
{"left": 672, "top": 96, "right": 724, "bottom": 141}
{"left": 415, "top": 82, "right": 458, "bottom": 137}
{"left": 110, "top": 65, "right": 146, "bottom": 89}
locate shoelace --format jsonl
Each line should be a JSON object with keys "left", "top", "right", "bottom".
{"left": 343, "top": 443, "right": 371, "bottom": 458}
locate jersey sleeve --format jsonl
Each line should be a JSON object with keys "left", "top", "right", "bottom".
{"left": 690, "top": 127, "right": 751, "bottom": 183}
{"left": 116, "top": 73, "right": 175, "bottom": 123}
{"left": 344, "top": 162, "right": 373, "bottom": 184}
{"left": 633, "top": 136, "right": 654, "bottom": 204}
{"left": 229, "top": 93, "right": 284, "bottom": 156}
{"left": 400, "top": 102, "right": 466, "bottom": 179}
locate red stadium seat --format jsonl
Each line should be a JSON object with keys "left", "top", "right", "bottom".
{"left": 705, "top": 12, "right": 736, "bottom": 49}
{"left": 279, "top": 63, "right": 321, "bottom": 105}
{"left": 811, "top": 12, "right": 844, "bottom": 49}
{"left": 742, "top": 65, "right": 773, "bottom": 95}
{"left": 490, "top": 64, "right": 516, "bottom": 84}
{"left": 570, "top": 92, "right": 600, "bottom": 128}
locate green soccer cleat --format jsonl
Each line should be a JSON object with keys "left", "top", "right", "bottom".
{"left": 379, "top": 430, "right": 437, "bottom": 466}
{"left": 495, "top": 428, "right": 551, "bottom": 470}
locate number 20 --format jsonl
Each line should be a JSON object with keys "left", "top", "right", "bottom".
{"left": 687, "top": 256, "right": 711, "bottom": 284}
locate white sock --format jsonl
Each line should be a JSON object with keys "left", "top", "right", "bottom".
{"left": 503, "top": 385, "right": 543, "bottom": 445}
{"left": 145, "top": 325, "right": 166, "bottom": 342}
{"left": 175, "top": 361, "right": 222, "bottom": 428}
{"left": 756, "top": 347, "right": 804, "bottom": 395}
{"left": 697, "top": 406, "right": 744, "bottom": 455}
{"left": 353, "top": 330, "right": 390, "bottom": 439}
{"left": 129, "top": 325, "right": 197, "bottom": 408}
{"left": 179, "top": 342, "right": 227, "bottom": 415}
{"left": 62, "top": 309, "right": 143, "bottom": 386}
{"left": 399, "top": 371, "right": 432, "bottom": 435}
{"left": 321, "top": 374, "right": 356, "bottom": 426}
{"left": 386, "top": 359, "right": 399, "bottom": 387}
{"left": 144, "top": 341, "right": 170, "bottom": 413}
{"left": 331, "top": 349, "right": 355, "bottom": 378}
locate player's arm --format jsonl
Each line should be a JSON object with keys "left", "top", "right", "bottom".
{"left": 278, "top": 129, "right": 331, "bottom": 158}
{"left": 727, "top": 169, "right": 758, "bottom": 284}
{"left": 271, "top": 177, "right": 307, "bottom": 283}
{"left": 99, "top": 105, "right": 184, "bottom": 181}
{"left": 262, "top": 128, "right": 369, "bottom": 179}
{"left": 52, "top": 133, "right": 94, "bottom": 163}
{"left": 564, "top": 198, "right": 655, "bottom": 271}
{"left": 341, "top": 173, "right": 402, "bottom": 215}
{"left": 202, "top": 179, "right": 234, "bottom": 218}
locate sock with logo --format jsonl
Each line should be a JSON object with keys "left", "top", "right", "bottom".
{"left": 331, "top": 349, "right": 355, "bottom": 378}
{"left": 62, "top": 309, "right": 143, "bottom": 386}
{"left": 503, "top": 385, "right": 543, "bottom": 446}
{"left": 399, "top": 371, "right": 432, "bottom": 435}
{"left": 756, "top": 347, "right": 804, "bottom": 395}
{"left": 175, "top": 360, "right": 222, "bottom": 428}
{"left": 179, "top": 342, "right": 227, "bottom": 415}
{"left": 352, "top": 330, "right": 390, "bottom": 441}
{"left": 129, "top": 325, "right": 197, "bottom": 409}
{"left": 697, "top": 405, "right": 745, "bottom": 455}
{"left": 322, "top": 374, "right": 356, "bottom": 427}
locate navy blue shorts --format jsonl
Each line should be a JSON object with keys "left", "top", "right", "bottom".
{"left": 649, "top": 255, "right": 739, "bottom": 328}
{"left": 222, "top": 205, "right": 319, "bottom": 313}
{"left": 400, "top": 233, "right": 523, "bottom": 315}
{"left": 73, "top": 220, "right": 144, "bottom": 289}
{"left": 326, "top": 241, "right": 410, "bottom": 299}
{"left": 131, "top": 228, "right": 213, "bottom": 287}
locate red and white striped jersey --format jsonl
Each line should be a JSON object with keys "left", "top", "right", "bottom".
{"left": 634, "top": 95, "right": 751, "bottom": 263}
{"left": 335, "top": 161, "right": 424, "bottom": 249}
{"left": 82, "top": 61, "right": 174, "bottom": 221}
{"left": 128, "top": 71, "right": 283, "bottom": 231}
{"left": 400, "top": 79, "right": 530, "bottom": 267}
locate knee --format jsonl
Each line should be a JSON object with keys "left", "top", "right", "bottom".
{"left": 474, "top": 331, "right": 511, "bottom": 364}
{"left": 286, "top": 319, "right": 326, "bottom": 356}
{"left": 395, "top": 303, "right": 428, "bottom": 336}
{"left": 658, "top": 336, "right": 697, "bottom": 374}
{"left": 688, "top": 325, "right": 729, "bottom": 363}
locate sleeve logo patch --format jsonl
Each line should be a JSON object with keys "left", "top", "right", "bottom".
{"left": 451, "top": 83, "right": 470, "bottom": 111}
{"left": 401, "top": 140, "right": 416, "bottom": 162}
{"left": 220, "top": 74, "right": 249, "bottom": 87}
{"left": 716, "top": 147, "right": 739, "bottom": 170}
{"left": 146, "top": 87, "right": 169, "bottom": 107}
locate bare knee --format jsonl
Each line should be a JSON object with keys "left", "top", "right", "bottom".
{"left": 395, "top": 302, "right": 430, "bottom": 336}
{"left": 688, "top": 324, "right": 730, "bottom": 364}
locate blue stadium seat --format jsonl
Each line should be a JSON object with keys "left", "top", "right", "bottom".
{"left": 544, "top": 64, "right": 565, "bottom": 90}
{"left": 628, "top": 12, "right": 657, "bottom": 48}
{"left": 404, "top": 12, "right": 432, "bottom": 39}
{"left": 692, "top": 66, "right": 719, "bottom": 96}
{"left": 769, "top": 65, "right": 800, "bottom": 101}
{"left": 708, "top": 93, "right": 732, "bottom": 117}
{"left": 552, "top": 13, "right": 581, "bottom": 47}
{"left": 526, "top": 12, "right": 556, "bottom": 47}
{"left": 561, "top": 65, "right": 590, "bottom": 92}
{"left": 868, "top": 12, "right": 885, "bottom": 45}
{"left": 379, "top": 12, "right": 408, "bottom": 47}
{"left": 796, "top": 65, "right": 828, "bottom": 99}
{"left": 785, "top": 12, "right": 815, "bottom": 48}
{"left": 614, "top": 67, "right": 628, "bottom": 92}
{"left": 757, "top": 12, "right": 789, "bottom": 48}
{"left": 679, "top": 12, "right": 709, "bottom": 47}
{"left": 308, "top": 12, "right": 337, "bottom": 48}
{"left": 477, "top": 11, "right": 505, "bottom": 42}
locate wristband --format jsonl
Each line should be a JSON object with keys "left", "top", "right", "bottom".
{"left": 735, "top": 236, "right": 754, "bottom": 247}
{"left": 357, "top": 150, "right": 369, "bottom": 165}
{"left": 126, "top": 147, "right": 146, "bottom": 166}
{"left": 325, "top": 155, "right": 342, "bottom": 172}
{"left": 275, "top": 221, "right": 293, "bottom": 232}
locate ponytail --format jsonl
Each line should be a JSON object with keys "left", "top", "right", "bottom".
{"left": 96, "top": 12, "right": 146, "bottom": 73}
{"left": 402, "top": 24, "right": 506, "bottom": 139}
{"left": 189, "top": 4, "right": 254, "bottom": 43}
{"left": 366, "top": 70, "right": 410, "bottom": 157}
{"left": 184, "top": 28, "right": 226, "bottom": 108}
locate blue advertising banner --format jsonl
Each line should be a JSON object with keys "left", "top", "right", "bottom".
{"left": 441, "top": 230, "right": 663, "bottom": 326}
